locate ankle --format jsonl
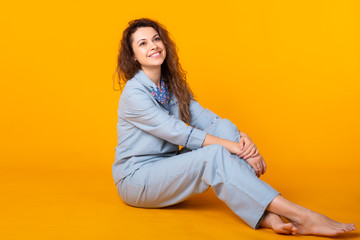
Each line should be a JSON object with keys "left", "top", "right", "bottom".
{"left": 292, "top": 208, "right": 312, "bottom": 225}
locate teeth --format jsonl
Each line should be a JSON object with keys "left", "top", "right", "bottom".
{"left": 150, "top": 52, "right": 160, "bottom": 57}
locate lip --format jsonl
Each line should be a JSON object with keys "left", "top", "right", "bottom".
{"left": 148, "top": 51, "right": 161, "bottom": 58}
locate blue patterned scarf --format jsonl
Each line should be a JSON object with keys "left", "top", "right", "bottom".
{"left": 151, "top": 79, "right": 170, "bottom": 110}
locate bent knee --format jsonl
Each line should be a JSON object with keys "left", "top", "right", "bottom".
{"left": 206, "top": 119, "right": 239, "bottom": 142}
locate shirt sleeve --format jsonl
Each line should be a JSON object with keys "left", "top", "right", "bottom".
{"left": 119, "top": 87, "right": 207, "bottom": 150}
{"left": 189, "top": 100, "right": 221, "bottom": 130}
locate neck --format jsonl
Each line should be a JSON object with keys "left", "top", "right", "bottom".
{"left": 142, "top": 67, "right": 161, "bottom": 88}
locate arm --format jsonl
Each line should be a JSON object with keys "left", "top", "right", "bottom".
{"left": 202, "top": 131, "right": 259, "bottom": 160}
{"left": 189, "top": 100, "right": 220, "bottom": 131}
{"left": 202, "top": 132, "right": 266, "bottom": 177}
{"left": 120, "top": 86, "right": 207, "bottom": 150}
{"left": 190, "top": 99, "right": 266, "bottom": 177}
{"left": 202, "top": 133, "right": 241, "bottom": 154}
{"left": 190, "top": 100, "right": 259, "bottom": 158}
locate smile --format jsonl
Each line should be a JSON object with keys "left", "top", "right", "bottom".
{"left": 149, "top": 51, "right": 161, "bottom": 58}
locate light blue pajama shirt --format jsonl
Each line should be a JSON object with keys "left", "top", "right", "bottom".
{"left": 112, "top": 70, "right": 279, "bottom": 229}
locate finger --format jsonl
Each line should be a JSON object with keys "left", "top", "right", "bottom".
{"left": 248, "top": 161, "right": 258, "bottom": 176}
{"left": 257, "top": 156, "right": 265, "bottom": 175}
{"left": 237, "top": 150, "right": 246, "bottom": 158}
{"left": 256, "top": 160, "right": 263, "bottom": 175}
{"left": 259, "top": 161, "right": 265, "bottom": 176}
{"left": 259, "top": 156, "right": 265, "bottom": 170}
{"left": 239, "top": 143, "right": 253, "bottom": 158}
{"left": 252, "top": 148, "right": 259, "bottom": 157}
{"left": 242, "top": 148, "right": 252, "bottom": 160}
{"left": 243, "top": 147, "right": 256, "bottom": 160}
{"left": 239, "top": 138, "right": 245, "bottom": 150}
{"left": 255, "top": 163, "right": 261, "bottom": 176}
{"left": 252, "top": 166, "right": 259, "bottom": 177}
{"left": 263, "top": 159, "right": 267, "bottom": 174}
{"left": 238, "top": 143, "right": 249, "bottom": 157}
{"left": 244, "top": 139, "right": 253, "bottom": 150}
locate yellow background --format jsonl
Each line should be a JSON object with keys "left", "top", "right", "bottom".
{"left": 1, "top": 0, "right": 359, "bottom": 239}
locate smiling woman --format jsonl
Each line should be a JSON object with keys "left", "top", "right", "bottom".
{"left": 112, "top": 18, "right": 356, "bottom": 237}
{"left": 115, "top": 18, "right": 193, "bottom": 124}
{"left": 132, "top": 27, "right": 166, "bottom": 73}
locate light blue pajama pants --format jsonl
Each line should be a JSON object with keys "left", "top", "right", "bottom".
{"left": 116, "top": 119, "right": 279, "bottom": 229}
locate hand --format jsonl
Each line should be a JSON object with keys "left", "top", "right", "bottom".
{"left": 246, "top": 155, "right": 267, "bottom": 177}
{"left": 237, "top": 133, "right": 259, "bottom": 160}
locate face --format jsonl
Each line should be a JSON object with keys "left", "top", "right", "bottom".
{"left": 131, "top": 27, "right": 166, "bottom": 71}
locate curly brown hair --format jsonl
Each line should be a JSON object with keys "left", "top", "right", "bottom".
{"left": 114, "top": 18, "right": 194, "bottom": 124}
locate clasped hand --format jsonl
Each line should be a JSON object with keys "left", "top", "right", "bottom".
{"left": 237, "top": 133, "right": 266, "bottom": 177}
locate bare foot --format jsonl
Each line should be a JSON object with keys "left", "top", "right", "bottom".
{"left": 286, "top": 209, "right": 357, "bottom": 236}
{"left": 259, "top": 211, "right": 298, "bottom": 234}
{"left": 266, "top": 195, "right": 357, "bottom": 237}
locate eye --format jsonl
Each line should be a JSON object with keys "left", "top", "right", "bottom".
{"left": 154, "top": 36, "right": 161, "bottom": 41}
{"left": 139, "top": 41, "right": 146, "bottom": 46}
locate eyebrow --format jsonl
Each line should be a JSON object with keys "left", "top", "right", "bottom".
{"left": 137, "top": 34, "right": 160, "bottom": 44}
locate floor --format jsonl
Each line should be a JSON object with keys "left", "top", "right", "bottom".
{"left": 1, "top": 162, "right": 359, "bottom": 240}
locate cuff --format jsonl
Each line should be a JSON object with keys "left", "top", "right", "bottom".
{"left": 185, "top": 127, "right": 207, "bottom": 150}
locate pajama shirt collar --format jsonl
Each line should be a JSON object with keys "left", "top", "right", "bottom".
{"left": 133, "top": 70, "right": 171, "bottom": 110}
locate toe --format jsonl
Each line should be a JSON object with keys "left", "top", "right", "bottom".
{"left": 281, "top": 223, "right": 295, "bottom": 234}
{"left": 273, "top": 223, "right": 294, "bottom": 234}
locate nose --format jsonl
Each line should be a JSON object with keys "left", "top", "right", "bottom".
{"left": 149, "top": 41, "right": 158, "bottom": 50}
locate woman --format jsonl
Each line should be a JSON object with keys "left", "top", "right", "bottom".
{"left": 113, "top": 18, "right": 356, "bottom": 236}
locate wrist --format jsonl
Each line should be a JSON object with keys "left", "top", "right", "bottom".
{"left": 239, "top": 131, "right": 247, "bottom": 138}
{"left": 231, "top": 141, "right": 242, "bottom": 155}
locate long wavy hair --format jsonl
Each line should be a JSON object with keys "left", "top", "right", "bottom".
{"left": 114, "top": 18, "right": 194, "bottom": 124}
